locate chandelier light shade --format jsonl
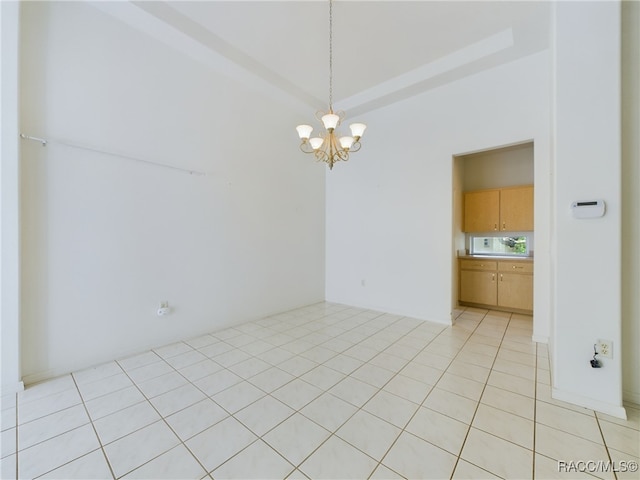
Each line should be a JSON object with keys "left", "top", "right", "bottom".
{"left": 296, "top": 0, "right": 367, "bottom": 170}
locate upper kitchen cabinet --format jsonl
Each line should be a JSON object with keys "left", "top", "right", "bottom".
{"left": 463, "top": 190, "right": 500, "bottom": 232}
{"left": 464, "top": 185, "right": 533, "bottom": 232}
{"left": 499, "top": 185, "right": 534, "bottom": 231}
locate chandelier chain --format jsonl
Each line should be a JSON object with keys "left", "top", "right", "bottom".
{"left": 295, "top": 0, "right": 366, "bottom": 170}
{"left": 328, "top": 0, "right": 333, "bottom": 111}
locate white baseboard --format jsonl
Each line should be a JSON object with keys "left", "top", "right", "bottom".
{"left": 1, "top": 381, "right": 24, "bottom": 396}
{"left": 623, "top": 389, "right": 640, "bottom": 407}
{"left": 552, "top": 387, "right": 627, "bottom": 419}
{"left": 21, "top": 368, "right": 70, "bottom": 387}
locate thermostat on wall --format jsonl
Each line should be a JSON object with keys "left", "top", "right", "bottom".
{"left": 571, "top": 200, "right": 606, "bottom": 219}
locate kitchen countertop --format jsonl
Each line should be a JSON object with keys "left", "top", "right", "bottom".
{"left": 459, "top": 255, "right": 533, "bottom": 261}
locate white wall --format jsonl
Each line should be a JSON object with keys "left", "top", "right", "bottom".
{"left": 326, "top": 50, "right": 551, "bottom": 334}
{"left": 462, "top": 143, "right": 534, "bottom": 191}
{"left": 19, "top": 2, "right": 325, "bottom": 383}
{"left": 552, "top": 1, "right": 625, "bottom": 416}
{"left": 1, "top": 1, "right": 23, "bottom": 394}
{"left": 621, "top": 0, "right": 640, "bottom": 405}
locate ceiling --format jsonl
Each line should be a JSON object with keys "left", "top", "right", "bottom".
{"left": 96, "top": 1, "right": 551, "bottom": 116}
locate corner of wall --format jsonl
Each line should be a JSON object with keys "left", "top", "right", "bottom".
{"left": 1, "top": 0, "right": 23, "bottom": 393}
{"left": 621, "top": 0, "right": 640, "bottom": 406}
{"left": 551, "top": 0, "right": 624, "bottom": 413}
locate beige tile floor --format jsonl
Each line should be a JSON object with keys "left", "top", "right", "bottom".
{"left": 1, "top": 303, "right": 638, "bottom": 479}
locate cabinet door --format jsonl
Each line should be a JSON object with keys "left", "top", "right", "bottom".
{"left": 460, "top": 270, "right": 497, "bottom": 305}
{"left": 497, "top": 273, "right": 533, "bottom": 311}
{"left": 500, "top": 186, "right": 534, "bottom": 231}
{"left": 464, "top": 190, "right": 500, "bottom": 232}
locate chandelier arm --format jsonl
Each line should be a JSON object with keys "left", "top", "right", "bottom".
{"left": 349, "top": 141, "right": 362, "bottom": 153}
{"left": 299, "top": 142, "right": 315, "bottom": 154}
{"left": 314, "top": 149, "right": 329, "bottom": 163}
{"left": 336, "top": 149, "right": 350, "bottom": 162}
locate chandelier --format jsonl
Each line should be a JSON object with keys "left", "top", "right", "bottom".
{"left": 295, "top": 0, "right": 366, "bottom": 170}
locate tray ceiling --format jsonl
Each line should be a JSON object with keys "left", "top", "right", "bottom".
{"left": 95, "top": 1, "right": 551, "bottom": 115}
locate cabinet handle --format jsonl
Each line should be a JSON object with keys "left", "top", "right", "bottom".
{"left": 500, "top": 274, "right": 503, "bottom": 281}
{"left": 494, "top": 224, "right": 497, "bottom": 231}
{"left": 492, "top": 273, "right": 495, "bottom": 281}
{"left": 502, "top": 222, "right": 506, "bottom": 230}
{"left": 512, "top": 265, "right": 524, "bottom": 269}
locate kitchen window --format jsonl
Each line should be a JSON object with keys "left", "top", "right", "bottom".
{"left": 470, "top": 235, "right": 530, "bottom": 256}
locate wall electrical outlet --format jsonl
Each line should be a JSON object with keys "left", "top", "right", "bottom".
{"left": 596, "top": 339, "right": 613, "bottom": 359}
{"left": 157, "top": 301, "right": 170, "bottom": 316}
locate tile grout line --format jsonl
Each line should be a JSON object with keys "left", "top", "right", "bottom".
{"left": 14, "top": 390, "right": 108, "bottom": 479}
{"left": 332, "top": 318, "right": 452, "bottom": 478}
{"left": 113, "top": 352, "right": 215, "bottom": 479}
{"left": 107, "top": 307, "right": 384, "bottom": 477}
{"left": 262, "top": 311, "right": 431, "bottom": 477}
{"left": 367, "top": 324, "right": 466, "bottom": 477}
{"left": 190, "top": 307, "right": 380, "bottom": 476}
{"left": 221, "top": 311, "right": 442, "bottom": 478}
{"left": 445, "top": 309, "right": 497, "bottom": 478}
{"left": 17, "top": 309, "right": 432, "bottom": 476}
{"left": 448, "top": 310, "right": 515, "bottom": 479}
{"left": 11, "top": 383, "right": 104, "bottom": 474}
{"left": 158, "top": 349, "right": 300, "bottom": 477}
{"left": 9, "top": 306, "right": 342, "bottom": 478}
{"left": 69, "top": 372, "right": 117, "bottom": 480}
{"left": 594, "top": 409, "right": 618, "bottom": 480}
{"left": 288, "top": 318, "right": 441, "bottom": 478}
{"left": 13, "top": 304, "right": 546, "bottom": 480}
{"left": 366, "top": 308, "right": 493, "bottom": 479}
{"left": 52, "top": 307, "right": 374, "bottom": 422}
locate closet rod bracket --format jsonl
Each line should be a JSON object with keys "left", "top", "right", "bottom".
{"left": 20, "top": 133, "right": 47, "bottom": 146}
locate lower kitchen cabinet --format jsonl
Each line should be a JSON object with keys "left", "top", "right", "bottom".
{"left": 459, "top": 258, "right": 533, "bottom": 313}
{"left": 459, "top": 260, "right": 497, "bottom": 306}
{"left": 497, "top": 272, "right": 533, "bottom": 311}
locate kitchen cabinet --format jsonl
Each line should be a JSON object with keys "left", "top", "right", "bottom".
{"left": 464, "top": 185, "right": 533, "bottom": 232}
{"left": 463, "top": 190, "right": 500, "bottom": 233}
{"left": 459, "top": 259, "right": 497, "bottom": 306}
{"left": 459, "top": 258, "right": 533, "bottom": 313}
{"left": 499, "top": 186, "right": 534, "bottom": 232}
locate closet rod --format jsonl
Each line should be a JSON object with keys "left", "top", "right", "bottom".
{"left": 20, "top": 133, "right": 206, "bottom": 176}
